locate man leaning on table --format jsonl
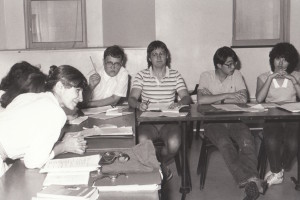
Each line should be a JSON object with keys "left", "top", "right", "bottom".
{"left": 83, "top": 45, "right": 129, "bottom": 108}
{"left": 197, "top": 46, "right": 266, "bottom": 200}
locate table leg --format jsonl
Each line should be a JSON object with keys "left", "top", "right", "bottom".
{"left": 291, "top": 126, "right": 300, "bottom": 191}
{"left": 179, "top": 121, "right": 191, "bottom": 199}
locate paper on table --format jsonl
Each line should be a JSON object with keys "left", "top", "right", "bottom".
{"left": 81, "top": 106, "right": 112, "bottom": 115}
{"left": 140, "top": 112, "right": 188, "bottom": 118}
{"left": 89, "top": 111, "right": 132, "bottom": 120}
{"left": 69, "top": 116, "right": 88, "bottom": 125}
{"left": 212, "top": 104, "right": 266, "bottom": 112}
{"left": 43, "top": 171, "right": 90, "bottom": 186}
{"left": 40, "top": 155, "right": 100, "bottom": 173}
{"left": 278, "top": 102, "right": 300, "bottom": 112}
{"left": 81, "top": 126, "right": 133, "bottom": 137}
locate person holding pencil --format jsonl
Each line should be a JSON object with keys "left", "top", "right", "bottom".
{"left": 83, "top": 45, "right": 129, "bottom": 108}
{"left": 128, "top": 40, "right": 192, "bottom": 183}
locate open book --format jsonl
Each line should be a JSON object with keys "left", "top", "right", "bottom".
{"left": 81, "top": 126, "right": 133, "bottom": 137}
{"left": 36, "top": 185, "right": 98, "bottom": 200}
{"left": 40, "top": 155, "right": 100, "bottom": 173}
{"left": 147, "top": 102, "right": 189, "bottom": 113}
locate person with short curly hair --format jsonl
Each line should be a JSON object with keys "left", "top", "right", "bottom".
{"left": 256, "top": 42, "right": 300, "bottom": 187}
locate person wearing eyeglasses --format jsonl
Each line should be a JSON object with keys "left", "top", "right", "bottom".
{"left": 84, "top": 45, "right": 129, "bottom": 108}
{"left": 128, "top": 40, "right": 192, "bottom": 184}
{"left": 256, "top": 43, "right": 300, "bottom": 188}
{"left": 197, "top": 46, "right": 266, "bottom": 200}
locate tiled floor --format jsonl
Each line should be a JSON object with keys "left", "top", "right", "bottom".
{"left": 161, "top": 133, "right": 300, "bottom": 200}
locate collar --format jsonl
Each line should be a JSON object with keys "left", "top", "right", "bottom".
{"left": 149, "top": 67, "right": 170, "bottom": 78}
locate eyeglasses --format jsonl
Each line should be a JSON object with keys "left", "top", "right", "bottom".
{"left": 223, "top": 62, "right": 237, "bottom": 68}
{"left": 105, "top": 61, "right": 122, "bottom": 68}
{"left": 98, "top": 151, "right": 130, "bottom": 165}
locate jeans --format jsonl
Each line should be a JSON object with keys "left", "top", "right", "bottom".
{"left": 204, "top": 122, "right": 258, "bottom": 185}
{"left": 263, "top": 121, "right": 299, "bottom": 173}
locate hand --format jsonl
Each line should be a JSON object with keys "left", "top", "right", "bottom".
{"left": 228, "top": 91, "right": 246, "bottom": 103}
{"left": 89, "top": 73, "right": 101, "bottom": 89}
{"left": 199, "top": 88, "right": 212, "bottom": 95}
{"left": 62, "top": 132, "right": 87, "bottom": 154}
{"left": 168, "top": 102, "right": 181, "bottom": 109}
{"left": 138, "top": 102, "right": 148, "bottom": 111}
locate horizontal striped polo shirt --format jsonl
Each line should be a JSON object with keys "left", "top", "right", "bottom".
{"left": 132, "top": 67, "right": 187, "bottom": 103}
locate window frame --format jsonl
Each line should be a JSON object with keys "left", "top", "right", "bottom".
{"left": 232, "top": 0, "right": 290, "bottom": 48}
{"left": 24, "top": 0, "right": 87, "bottom": 50}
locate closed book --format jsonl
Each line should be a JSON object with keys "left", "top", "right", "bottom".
{"left": 93, "top": 170, "right": 162, "bottom": 191}
{"left": 36, "top": 185, "right": 97, "bottom": 200}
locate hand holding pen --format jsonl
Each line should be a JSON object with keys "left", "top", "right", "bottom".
{"left": 138, "top": 99, "right": 150, "bottom": 111}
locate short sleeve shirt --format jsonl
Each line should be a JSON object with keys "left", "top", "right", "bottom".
{"left": 199, "top": 70, "right": 246, "bottom": 94}
{"left": 132, "top": 67, "right": 187, "bottom": 103}
{"left": 91, "top": 66, "right": 129, "bottom": 100}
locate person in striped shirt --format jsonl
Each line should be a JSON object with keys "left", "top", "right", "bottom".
{"left": 128, "top": 40, "right": 192, "bottom": 182}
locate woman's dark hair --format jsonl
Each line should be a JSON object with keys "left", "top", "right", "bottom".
{"left": 269, "top": 42, "right": 299, "bottom": 73}
{"left": 213, "top": 46, "right": 238, "bottom": 69}
{"left": 0, "top": 61, "right": 41, "bottom": 91}
{"left": 1, "top": 72, "right": 47, "bottom": 108}
{"left": 147, "top": 40, "right": 171, "bottom": 68}
{"left": 103, "top": 45, "right": 125, "bottom": 62}
{"left": 45, "top": 65, "right": 88, "bottom": 91}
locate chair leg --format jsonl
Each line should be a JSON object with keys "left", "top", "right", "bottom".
{"left": 197, "top": 136, "right": 206, "bottom": 175}
{"left": 195, "top": 121, "right": 201, "bottom": 140}
{"left": 200, "top": 144, "right": 209, "bottom": 190}
{"left": 257, "top": 136, "right": 267, "bottom": 179}
{"left": 175, "top": 151, "right": 181, "bottom": 176}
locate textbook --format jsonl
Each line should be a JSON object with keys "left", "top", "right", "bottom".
{"left": 81, "top": 126, "right": 133, "bottom": 137}
{"left": 36, "top": 185, "right": 98, "bottom": 200}
{"left": 40, "top": 155, "right": 100, "bottom": 173}
{"left": 147, "top": 102, "right": 189, "bottom": 113}
{"left": 93, "top": 170, "right": 162, "bottom": 191}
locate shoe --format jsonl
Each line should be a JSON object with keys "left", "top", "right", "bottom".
{"left": 264, "top": 170, "right": 284, "bottom": 186}
{"left": 247, "top": 177, "right": 268, "bottom": 195}
{"left": 243, "top": 181, "right": 260, "bottom": 200}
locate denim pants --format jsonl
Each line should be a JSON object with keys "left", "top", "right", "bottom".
{"left": 263, "top": 121, "right": 299, "bottom": 173}
{"left": 204, "top": 122, "right": 258, "bottom": 185}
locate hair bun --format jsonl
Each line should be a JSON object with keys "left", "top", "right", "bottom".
{"left": 48, "top": 65, "right": 58, "bottom": 78}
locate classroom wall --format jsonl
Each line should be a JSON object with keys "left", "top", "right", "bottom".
{"left": 1, "top": 0, "right": 300, "bottom": 99}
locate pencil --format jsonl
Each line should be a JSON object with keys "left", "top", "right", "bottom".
{"left": 89, "top": 56, "right": 97, "bottom": 73}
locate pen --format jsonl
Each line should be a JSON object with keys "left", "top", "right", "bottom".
{"left": 89, "top": 56, "right": 98, "bottom": 73}
{"left": 146, "top": 100, "right": 150, "bottom": 105}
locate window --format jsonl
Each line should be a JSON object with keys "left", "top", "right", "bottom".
{"left": 232, "top": 0, "right": 290, "bottom": 47}
{"left": 25, "top": 0, "right": 87, "bottom": 49}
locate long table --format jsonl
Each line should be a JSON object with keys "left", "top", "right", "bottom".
{"left": 191, "top": 104, "right": 300, "bottom": 191}
{"left": 0, "top": 111, "right": 159, "bottom": 200}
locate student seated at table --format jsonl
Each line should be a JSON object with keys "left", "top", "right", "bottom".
{"left": 197, "top": 46, "right": 265, "bottom": 200}
{"left": 0, "top": 65, "right": 88, "bottom": 177}
{"left": 256, "top": 42, "right": 300, "bottom": 187}
{"left": 83, "top": 45, "right": 129, "bottom": 107}
{"left": 128, "top": 40, "right": 192, "bottom": 182}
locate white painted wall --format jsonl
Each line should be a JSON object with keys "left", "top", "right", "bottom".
{"left": 1, "top": 0, "right": 300, "bottom": 99}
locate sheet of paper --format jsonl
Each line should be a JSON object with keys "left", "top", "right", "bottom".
{"left": 40, "top": 155, "right": 100, "bottom": 173}
{"left": 140, "top": 112, "right": 188, "bottom": 118}
{"left": 95, "top": 184, "right": 160, "bottom": 192}
{"left": 213, "top": 104, "right": 266, "bottom": 112}
{"left": 89, "top": 111, "right": 132, "bottom": 120}
{"left": 43, "top": 171, "right": 90, "bottom": 186}
{"left": 278, "top": 102, "right": 300, "bottom": 112}
{"left": 68, "top": 116, "right": 88, "bottom": 125}
{"left": 81, "top": 106, "right": 113, "bottom": 115}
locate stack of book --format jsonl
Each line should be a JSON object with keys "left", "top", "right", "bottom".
{"left": 32, "top": 185, "right": 99, "bottom": 200}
